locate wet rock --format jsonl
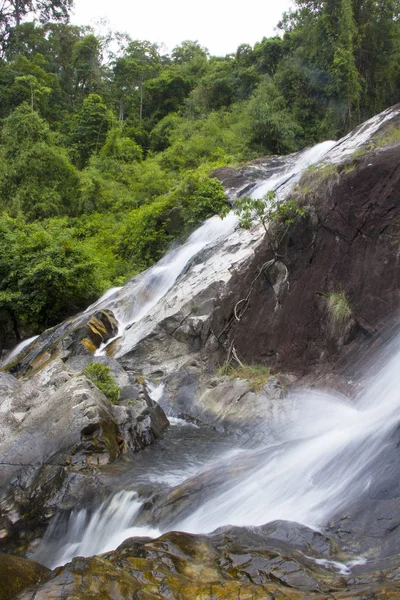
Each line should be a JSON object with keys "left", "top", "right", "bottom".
{"left": 0, "top": 553, "right": 50, "bottom": 600}
{"left": 0, "top": 374, "right": 121, "bottom": 542}
{"left": 62, "top": 309, "right": 118, "bottom": 356}
{"left": 8, "top": 310, "right": 119, "bottom": 378}
{"left": 0, "top": 358, "right": 169, "bottom": 551}
{"left": 113, "top": 390, "right": 169, "bottom": 454}
{"left": 16, "top": 526, "right": 400, "bottom": 599}
{"left": 161, "top": 365, "right": 284, "bottom": 436}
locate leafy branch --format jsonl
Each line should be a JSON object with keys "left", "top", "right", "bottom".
{"left": 233, "top": 190, "right": 306, "bottom": 254}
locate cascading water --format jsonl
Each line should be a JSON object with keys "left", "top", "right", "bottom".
{"left": 89, "top": 139, "right": 338, "bottom": 358}
{"left": 25, "top": 105, "right": 400, "bottom": 569}
{"left": 34, "top": 331, "right": 400, "bottom": 569}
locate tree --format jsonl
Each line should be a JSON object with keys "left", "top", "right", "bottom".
{"left": 8, "top": 53, "right": 55, "bottom": 112}
{"left": 0, "top": 215, "right": 105, "bottom": 336}
{"left": 71, "top": 33, "right": 103, "bottom": 107}
{"left": 112, "top": 40, "right": 161, "bottom": 122}
{"left": 247, "top": 80, "right": 303, "bottom": 154}
{"left": 330, "top": 0, "right": 361, "bottom": 127}
{"left": 71, "top": 93, "right": 114, "bottom": 168}
{"left": 0, "top": 104, "right": 81, "bottom": 220}
{"left": 0, "top": 0, "right": 73, "bottom": 53}
{"left": 233, "top": 191, "right": 306, "bottom": 254}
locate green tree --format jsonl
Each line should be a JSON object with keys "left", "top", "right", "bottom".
{"left": 0, "top": 215, "right": 105, "bottom": 336}
{"left": 0, "top": 103, "right": 81, "bottom": 219}
{"left": 71, "top": 93, "right": 114, "bottom": 168}
{"left": 112, "top": 39, "right": 161, "bottom": 122}
{"left": 71, "top": 33, "right": 103, "bottom": 106}
{"left": 247, "top": 80, "right": 303, "bottom": 154}
{"left": 0, "top": 0, "right": 72, "bottom": 53}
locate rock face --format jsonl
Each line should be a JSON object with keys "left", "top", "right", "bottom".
{"left": 163, "top": 366, "right": 285, "bottom": 435}
{"left": 212, "top": 144, "right": 400, "bottom": 383}
{"left": 5, "top": 309, "right": 119, "bottom": 378}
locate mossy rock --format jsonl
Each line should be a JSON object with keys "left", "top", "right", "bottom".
{"left": 0, "top": 553, "right": 50, "bottom": 600}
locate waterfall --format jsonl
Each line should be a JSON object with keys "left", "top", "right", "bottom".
{"left": 177, "top": 336, "right": 400, "bottom": 533}
{"left": 24, "top": 105, "right": 400, "bottom": 569}
{"left": 34, "top": 333, "right": 400, "bottom": 568}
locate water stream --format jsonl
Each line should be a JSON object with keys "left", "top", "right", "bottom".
{"left": 19, "top": 105, "right": 400, "bottom": 569}
{"left": 33, "top": 333, "right": 400, "bottom": 569}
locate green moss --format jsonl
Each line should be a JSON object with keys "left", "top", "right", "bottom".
{"left": 0, "top": 553, "right": 50, "bottom": 600}
{"left": 375, "top": 125, "right": 400, "bottom": 147}
{"left": 217, "top": 364, "right": 271, "bottom": 392}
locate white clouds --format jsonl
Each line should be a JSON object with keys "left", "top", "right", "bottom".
{"left": 70, "top": 0, "right": 293, "bottom": 56}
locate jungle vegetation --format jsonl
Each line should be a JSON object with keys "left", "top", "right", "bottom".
{"left": 0, "top": 0, "right": 399, "bottom": 341}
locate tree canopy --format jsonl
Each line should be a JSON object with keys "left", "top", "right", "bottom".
{"left": 0, "top": 0, "right": 399, "bottom": 345}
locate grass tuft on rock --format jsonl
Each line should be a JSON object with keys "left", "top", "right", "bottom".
{"left": 217, "top": 364, "right": 271, "bottom": 393}
{"left": 326, "top": 290, "right": 352, "bottom": 330}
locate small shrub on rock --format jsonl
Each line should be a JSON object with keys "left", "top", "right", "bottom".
{"left": 84, "top": 363, "right": 121, "bottom": 404}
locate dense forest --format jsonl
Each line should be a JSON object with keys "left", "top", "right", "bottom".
{"left": 0, "top": 0, "right": 399, "bottom": 344}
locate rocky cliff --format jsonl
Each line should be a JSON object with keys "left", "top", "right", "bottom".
{"left": 212, "top": 142, "right": 400, "bottom": 386}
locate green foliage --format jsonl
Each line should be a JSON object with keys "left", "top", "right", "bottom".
{"left": 178, "top": 176, "right": 229, "bottom": 226}
{"left": 116, "top": 196, "right": 175, "bottom": 269}
{"left": 216, "top": 363, "right": 271, "bottom": 393}
{"left": 83, "top": 363, "right": 121, "bottom": 404}
{"left": 71, "top": 94, "right": 114, "bottom": 169}
{"left": 0, "top": 104, "right": 81, "bottom": 219}
{"left": 246, "top": 80, "right": 303, "bottom": 154}
{"left": 0, "top": 215, "right": 107, "bottom": 334}
{"left": 326, "top": 290, "right": 352, "bottom": 330}
{"left": 234, "top": 190, "right": 306, "bottom": 234}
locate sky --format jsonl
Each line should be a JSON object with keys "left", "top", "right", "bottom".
{"left": 70, "top": 0, "right": 293, "bottom": 57}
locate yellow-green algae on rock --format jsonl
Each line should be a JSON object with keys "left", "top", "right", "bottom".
{"left": 14, "top": 530, "right": 400, "bottom": 600}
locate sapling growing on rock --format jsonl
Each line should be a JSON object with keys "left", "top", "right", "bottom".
{"left": 233, "top": 190, "right": 306, "bottom": 254}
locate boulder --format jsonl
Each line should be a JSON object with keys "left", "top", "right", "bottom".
{"left": 0, "top": 360, "right": 169, "bottom": 550}
{"left": 0, "top": 553, "right": 50, "bottom": 600}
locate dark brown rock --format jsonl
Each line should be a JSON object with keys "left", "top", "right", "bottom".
{"left": 212, "top": 144, "right": 400, "bottom": 385}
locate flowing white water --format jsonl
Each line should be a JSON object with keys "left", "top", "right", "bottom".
{"left": 44, "top": 491, "right": 161, "bottom": 568}
{"left": 0, "top": 335, "right": 39, "bottom": 367}
{"left": 38, "top": 334, "right": 400, "bottom": 569}
{"left": 28, "top": 106, "right": 400, "bottom": 568}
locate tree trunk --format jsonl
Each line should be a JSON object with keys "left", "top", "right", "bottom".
{"left": 7, "top": 308, "right": 21, "bottom": 342}
{"left": 14, "top": 0, "right": 21, "bottom": 26}
{"left": 139, "top": 76, "right": 143, "bottom": 122}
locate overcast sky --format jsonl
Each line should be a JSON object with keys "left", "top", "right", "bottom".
{"left": 70, "top": 0, "right": 293, "bottom": 57}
